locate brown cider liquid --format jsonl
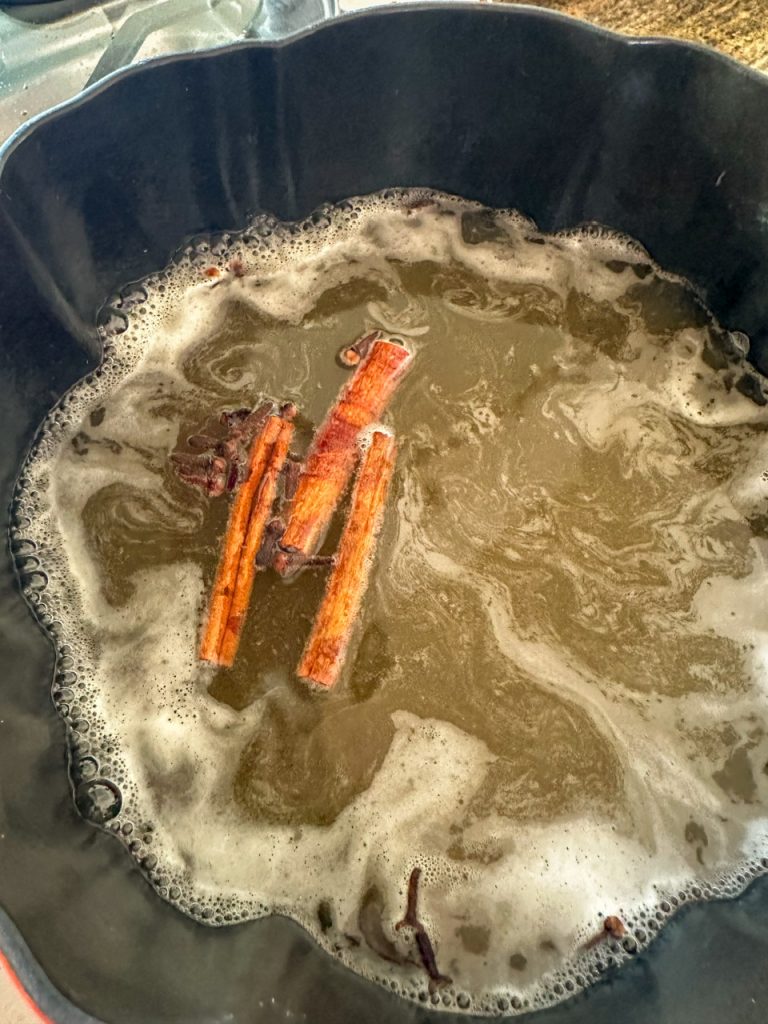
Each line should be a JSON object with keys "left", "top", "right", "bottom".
{"left": 75, "top": 253, "right": 763, "bottom": 843}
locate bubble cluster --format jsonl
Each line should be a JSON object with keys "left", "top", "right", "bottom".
{"left": 11, "top": 189, "right": 768, "bottom": 1014}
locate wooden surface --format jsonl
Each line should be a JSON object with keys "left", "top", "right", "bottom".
{"left": 503, "top": 0, "right": 768, "bottom": 71}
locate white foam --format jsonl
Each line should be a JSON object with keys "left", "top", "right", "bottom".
{"left": 12, "top": 189, "right": 768, "bottom": 1015}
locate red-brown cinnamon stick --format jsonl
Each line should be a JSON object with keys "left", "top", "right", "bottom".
{"left": 199, "top": 411, "right": 286, "bottom": 665}
{"left": 297, "top": 430, "right": 397, "bottom": 688}
{"left": 279, "top": 339, "right": 411, "bottom": 566}
{"left": 217, "top": 417, "right": 294, "bottom": 667}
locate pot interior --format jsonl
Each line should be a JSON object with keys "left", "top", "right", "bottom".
{"left": 2, "top": 7, "right": 768, "bottom": 1022}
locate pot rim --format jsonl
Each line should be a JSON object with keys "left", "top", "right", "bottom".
{"left": 2, "top": 0, "right": 765, "bottom": 171}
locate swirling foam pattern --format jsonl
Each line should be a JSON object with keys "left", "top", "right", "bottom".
{"left": 12, "top": 191, "right": 768, "bottom": 1014}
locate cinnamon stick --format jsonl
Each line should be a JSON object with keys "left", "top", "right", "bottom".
{"left": 297, "top": 430, "right": 396, "bottom": 688}
{"left": 217, "top": 417, "right": 293, "bottom": 667}
{"left": 279, "top": 339, "right": 411, "bottom": 565}
{"left": 199, "top": 410, "right": 282, "bottom": 664}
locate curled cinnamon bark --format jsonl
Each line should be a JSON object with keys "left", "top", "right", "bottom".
{"left": 297, "top": 430, "right": 396, "bottom": 688}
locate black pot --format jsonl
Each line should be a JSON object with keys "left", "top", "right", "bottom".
{"left": 2, "top": 6, "right": 768, "bottom": 1023}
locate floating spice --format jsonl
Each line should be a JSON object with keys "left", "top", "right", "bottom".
{"left": 298, "top": 430, "right": 397, "bottom": 688}
{"left": 198, "top": 409, "right": 293, "bottom": 665}
{"left": 279, "top": 337, "right": 411, "bottom": 567}
{"left": 396, "top": 867, "right": 453, "bottom": 993}
{"left": 217, "top": 416, "right": 295, "bottom": 667}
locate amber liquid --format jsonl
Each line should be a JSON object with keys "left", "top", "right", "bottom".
{"left": 74, "top": 259, "right": 763, "bottom": 842}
